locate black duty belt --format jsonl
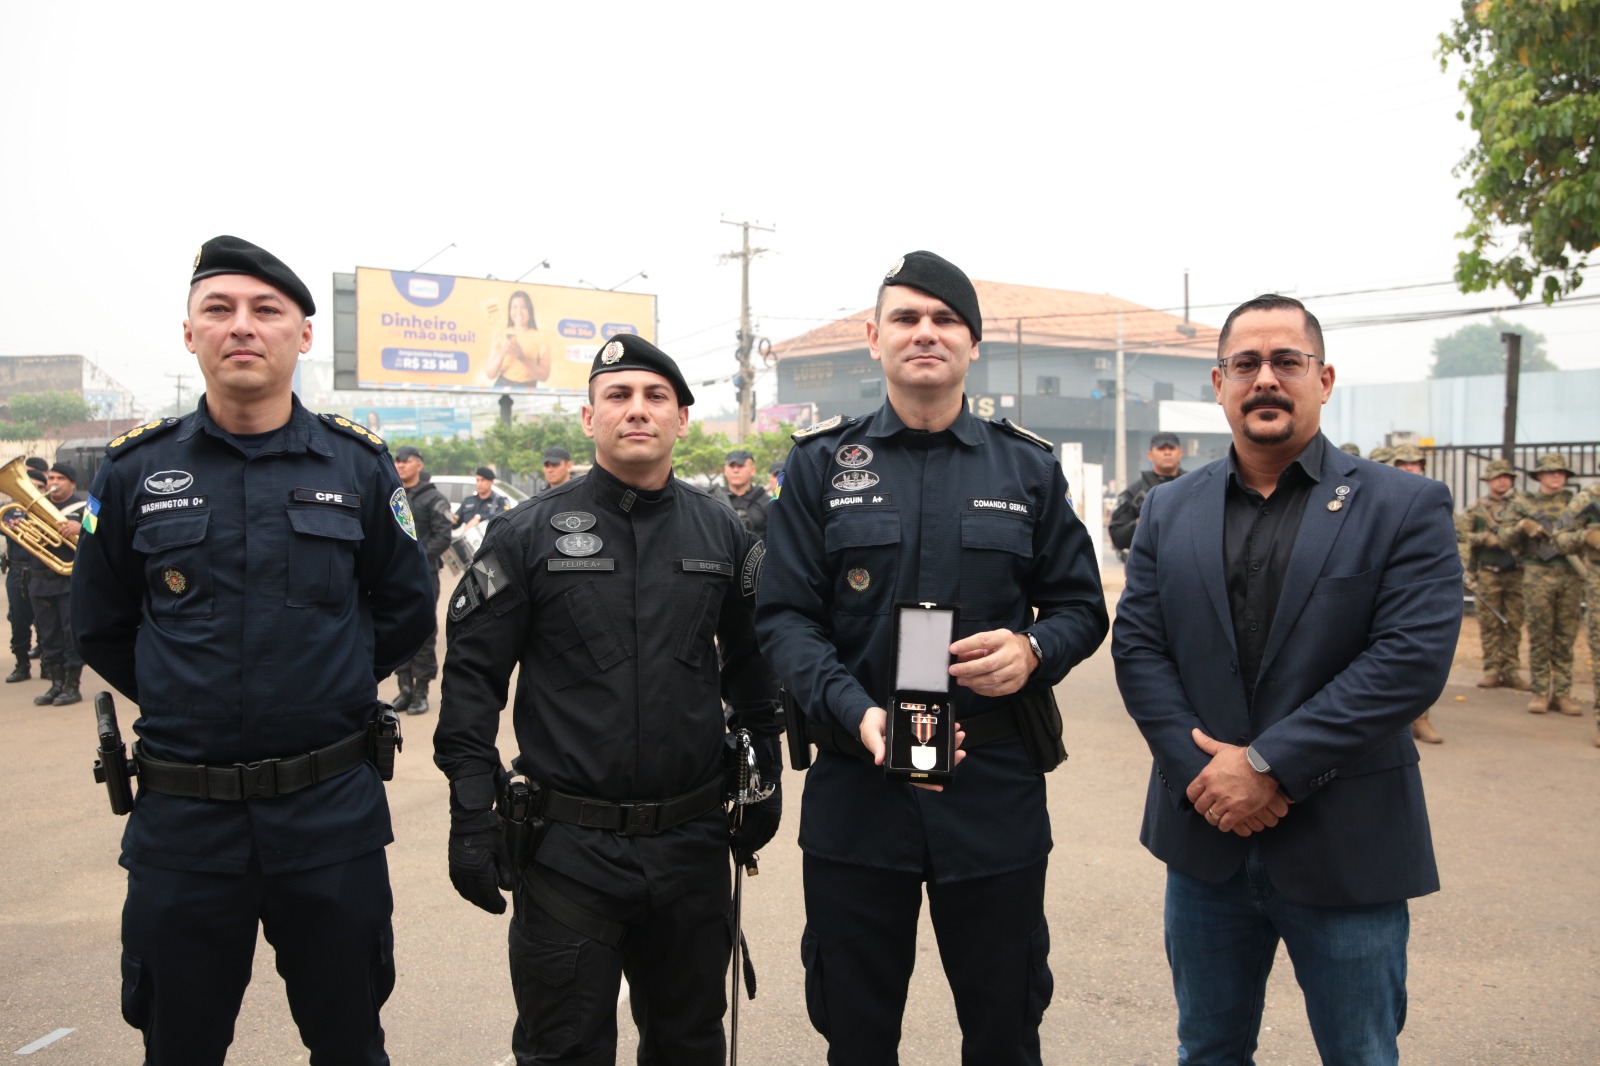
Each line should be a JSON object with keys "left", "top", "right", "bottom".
{"left": 135, "top": 727, "right": 371, "bottom": 801}
{"left": 539, "top": 778, "right": 723, "bottom": 836}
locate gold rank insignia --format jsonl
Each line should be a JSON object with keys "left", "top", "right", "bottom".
{"left": 108, "top": 418, "right": 176, "bottom": 450}
{"left": 325, "top": 414, "right": 386, "bottom": 449}
{"left": 793, "top": 415, "right": 844, "bottom": 440}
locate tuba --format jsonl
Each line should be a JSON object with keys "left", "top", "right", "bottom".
{"left": 0, "top": 456, "right": 77, "bottom": 576}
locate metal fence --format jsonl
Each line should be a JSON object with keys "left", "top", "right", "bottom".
{"left": 1425, "top": 441, "right": 1600, "bottom": 508}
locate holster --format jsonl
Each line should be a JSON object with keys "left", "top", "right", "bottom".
{"left": 369, "top": 703, "right": 403, "bottom": 781}
{"left": 1012, "top": 688, "right": 1068, "bottom": 774}
{"left": 498, "top": 777, "right": 551, "bottom": 871}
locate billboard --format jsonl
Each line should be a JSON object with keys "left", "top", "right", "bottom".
{"left": 354, "top": 267, "right": 656, "bottom": 394}
{"left": 354, "top": 406, "right": 476, "bottom": 440}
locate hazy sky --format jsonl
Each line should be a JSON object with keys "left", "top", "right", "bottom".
{"left": 3, "top": 1, "right": 1594, "bottom": 419}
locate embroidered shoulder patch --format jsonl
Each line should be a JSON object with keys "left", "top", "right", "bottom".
{"left": 106, "top": 418, "right": 180, "bottom": 453}
{"left": 792, "top": 415, "right": 851, "bottom": 441}
{"left": 991, "top": 418, "right": 1054, "bottom": 451}
{"left": 320, "top": 413, "right": 387, "bottom": 452}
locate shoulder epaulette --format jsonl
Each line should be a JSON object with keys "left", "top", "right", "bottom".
{"left": 992, "top": 418, "right": 1054, "bottom": 451}
{"left": 792, "top": 414, "right": 854, "bottom": 442}
{"left": 320, "top": 413, "right": 387, "bottom": 452}
{"left": 106, "top": 418, "right": 180, "bottom": 454}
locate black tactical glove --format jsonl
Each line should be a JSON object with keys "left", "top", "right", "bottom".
{"left": 731, "top": 781, "right": 781, "bottom": 867}
{"left": 449, "top": 808, "right": 513, "bottom": 914}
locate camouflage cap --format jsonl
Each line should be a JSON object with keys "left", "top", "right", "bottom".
{"left": 1389, "top": 443, "right": 1426, "bottom": 464}
{"left": 1481, "top": 460, "right": 1516, "bottom": 480}
{"left": 1368, "top": 446, "right": 1394, "bottom": 463}
{"left": 1339, "top": 442, "right": 1362, "bottom": 456}
{"left": 1533, "top": 452, "right": 1578, "bottom": 477}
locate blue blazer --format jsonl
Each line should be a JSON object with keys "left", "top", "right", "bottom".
{"left": 1112, "top": 436, "right": 1463, "bottom": 906}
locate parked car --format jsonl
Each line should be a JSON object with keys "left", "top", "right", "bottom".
{"left": 426, "top": 475, "right": 531, "bottom": 509}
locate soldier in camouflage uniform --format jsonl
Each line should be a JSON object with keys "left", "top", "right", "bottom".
{"left": 1389, "top": 443, "right": 1445, "bottom": 742}
{"left": 1553, "top": 479, "right": 1600, "bottom": 746}
{"left": 1457, "top": 460, "right": 1528, "bottom": 690}
{"left": 1368, "top": 445, "right": 1394, "bottom": 464}
{"left": 1499, "top": 453, "right": 1584, "bottom": 715}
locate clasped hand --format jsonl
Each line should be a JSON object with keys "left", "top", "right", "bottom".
{"left": 1184, "top": 729, "right": 1290, "bottom": 837}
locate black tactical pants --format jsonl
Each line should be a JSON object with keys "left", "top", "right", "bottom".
{"left": 400, "top": 566, "right": 441, "bottom": 682}
{"left": 509, "top": 857, "right": 731, "bottom": 1065}
{"left": 6, "top": 565, "right": 32, "bottom": 657}
{"left": 30, "top": 590, "right": 79, "bottom": 670}
{"left": 121, "top": 849, "right": 394, "bottom": 1066}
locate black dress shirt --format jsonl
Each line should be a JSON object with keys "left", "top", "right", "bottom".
{"left": 1223, "top": 435, "right": 1324, "bottom": 708}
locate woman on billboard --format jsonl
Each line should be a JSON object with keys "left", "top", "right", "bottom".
{"left": 482, "top": 289, "right": 551, "bottom": 386}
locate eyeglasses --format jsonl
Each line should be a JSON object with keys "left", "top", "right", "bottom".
{"left": 1217, "top": 351, "right": 1321, "bottom": 380}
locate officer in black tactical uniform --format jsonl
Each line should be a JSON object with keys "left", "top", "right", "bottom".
{"left": 755, "top": 251, "right": 1109, "bottom": 1065}
{"left": 714, "top": 448, "right": 771, "bottom": 535}
{"left": 71, "top": 235, "right": 436, "bottom": 1066}
{"left": 392, "top": 444, "right": 454, "bottom": 716}
{"left": 30, "top": 461, "right": 86, "bottom": 705}
{"left": 1109, "top": 431, "right": 1186, "bottom": 557}
{"left": 435, "top": 333, "right": 781, "bottom": 1066}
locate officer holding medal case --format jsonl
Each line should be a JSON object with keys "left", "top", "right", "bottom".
{"left": 756, "top": 251, "right": 1108, "bottom": 1065}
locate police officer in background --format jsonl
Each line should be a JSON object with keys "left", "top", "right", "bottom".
{"left": 457, "top": 465, "right": 513, "bottom": 527}
{"left": 392, "top": 444, "right": 454, "bottom": 716}
{"left": 71, "top": 235, "right": 435, "bottom": 1065}
{"left": 715, "top": 448, "right": 771, "bottom": 534}
{"left": 2, "top": 462, "right": 46, "bottom": 683}
{"left": 756, "top": 251, "right": 1109, "bottom": 1065}
{"left": 1109, "top": 431, "right": 1186, "bottom": 556}
{"left": 30, "top": 461, "right": 86, "bottom": 705}
{"left": 435, "top": 334, "right": 780, "bottom": 1065}
{"left": 537, "top": 445, "right": 576, "bottom": 493}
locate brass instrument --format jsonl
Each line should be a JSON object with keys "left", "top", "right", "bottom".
{"left": 0, "top": 456, "right": 77, "bottom": 576}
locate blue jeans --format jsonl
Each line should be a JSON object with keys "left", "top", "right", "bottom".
{"left": 1164, "top": 847, "right": 1409, "bottom": 1065}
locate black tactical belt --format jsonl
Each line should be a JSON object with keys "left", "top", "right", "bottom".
{"left": 135, "top": 727, "right": 371, "bottom": 801}
{"left": 540, "top": 778, "right": 723, "bottom": 836}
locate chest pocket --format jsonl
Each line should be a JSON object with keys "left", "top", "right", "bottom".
{"left": 825, "top": 511, "right": 901, "bottom": 616}
{"left": 960, "top": 513, "right": 1035, "bottom": 620}
{"left": 285, "top": 506, "right": 364, "bottom": 607}
{"left": 544, "top": 580, "right": 633, "bottom": 691}
{"left": 673, "top": 568, "right": 731, "bottom": 670}
{"left": 132, "top": 512, "right": 214, "bottom": 620}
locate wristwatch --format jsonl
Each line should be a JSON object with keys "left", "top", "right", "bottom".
{"left": 1022, "top": 630, "right": 1043, "bottom": 666}
{"left": 1245, "top": 744, "right": 1272, "bottom": 775}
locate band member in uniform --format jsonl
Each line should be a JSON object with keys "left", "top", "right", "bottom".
{"left": 72, "top": 235, "right": 435, "bottom": 1065}
{"left": 435, "top": 333, "right": 781, "bottom": 1065}
{"left": 756, "top": 250, "right": 1109, "bottom": 1065}
{"left": 30, "top": 461, "right": 86, "bottom": 705}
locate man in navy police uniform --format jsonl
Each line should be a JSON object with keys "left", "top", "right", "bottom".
{"left": 1112, "top": 294, "right": 1461, "bottom": 1064}
{"left": 72, "top": 235, "right": 436, "bottom": 1065}
{"left": 755, "top": 250, "right": 1109, "bottom": 1065}
{"left": 434, "top": 333, "right": 781, "bottom": 1065}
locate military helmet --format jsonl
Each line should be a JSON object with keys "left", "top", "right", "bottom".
{"left": 1389, "top": 443, "right": 1426, "bottom": 465}
{"left": 1339, "top": 442, "right": 1362, "bottom": 456}
{"left": 1533, "top": 452, "right": 1578, "bottom": 477}
{"left": 1481, "top": 460, "right": 1516, "bottom": 480}
{"left": 1368, "top": 446, "right": 1394, "bottom": 464}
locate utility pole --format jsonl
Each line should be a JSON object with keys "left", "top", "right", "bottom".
{"left": 1499, "top": 331, "right": 1521, "bottom": 462}
{"left": 1114, "top": 312, "right": 1127, "bottom": 494}
{"left": 1015, "top": 319, "right": 1024, "bottom": 427}
{"left": 720, "top": 219, "right": 774, "bottom": 443}
{"left": 166, "top": 372, "right": 189, "bottom": 415}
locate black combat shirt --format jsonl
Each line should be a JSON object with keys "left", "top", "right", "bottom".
{"left": 71, "top": 396, "right": 436, "bottom": 875}
{"left": 755, "top": 401, "right": 1109, "bottom": 882}
{"left": 434, "top": 461, "right": 778, "bottom": 901}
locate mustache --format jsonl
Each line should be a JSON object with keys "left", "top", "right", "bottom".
{"left": 1242, "top": 394, "right": 1294, "bottom": 414}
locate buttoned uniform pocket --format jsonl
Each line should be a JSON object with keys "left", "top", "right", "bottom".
{"left": 284, "top": 506, "right": 364, "bottom": 607}
{"left": 825, "top": 511, "right": 901, "bottom": 616}
{"left": 543, "top": 580, "right": 632, "bottom": 691}
{"left": 959, "top": 513, "right": 1035, "bottom": 620}
{"left": 673, "top": 569, "right": 729, "bottom": 670}
{"left": 132, "top": 512, "right": 214, "bottom": 619}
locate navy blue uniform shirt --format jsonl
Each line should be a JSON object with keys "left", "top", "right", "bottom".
{"left": 755, "top": 401, "right": 1109, "bottom": 881}
{"left": 72, "top": 396, "right": 436, "bottom": 875}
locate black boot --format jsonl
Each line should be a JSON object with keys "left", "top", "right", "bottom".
{"left": 393, "top": 675, "right": 414, "bottom": 714}
{"left": 5, "top": 656, "right": 29, "bottom": 682}
{"left": 405, "top": 680, "right": 430, "bottom": 716}
{"left": 53, "top": 665, "right": 82, "bottom": 706}
{"left": 33, "top": 663, "right": 62, "bottom": 706}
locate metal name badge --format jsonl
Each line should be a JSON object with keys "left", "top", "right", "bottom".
{"left": 556, "top": 533, "right": 602, "bottom": 557}
{"left": 550, "top": 512, "right": 597, "bottom": 532}
{"left": 832, "top": 470, "right": 880, "bottom": 492}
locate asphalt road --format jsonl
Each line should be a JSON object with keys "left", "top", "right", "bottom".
{"left": 2, "top": 580, "right": 1596, "bottom": 1064}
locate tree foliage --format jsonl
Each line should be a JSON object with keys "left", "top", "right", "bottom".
{"left": 0, "top": 391, "right": 93, "bottom": 441}
{"left": 1429, "top": 316, "right": 1558, "bottom": 376}
{"left": 1440, "top": 1, "right": 1600, "bottom": 302}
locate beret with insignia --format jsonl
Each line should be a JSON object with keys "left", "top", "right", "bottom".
{"left": 191, "top": 235, "right": 316, "bottom": 316}
{"left": 589, "top": 334, "right": 694, "bottom": 407}
{"left": 882, "top": 250, "right": 982, "bottom": 342}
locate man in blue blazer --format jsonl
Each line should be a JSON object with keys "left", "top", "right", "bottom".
{"left": 1112, "top": 294, "right": 1462, "bottom": 1065}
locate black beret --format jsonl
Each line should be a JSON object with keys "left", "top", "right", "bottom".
{"left": 191, "top": 235, "right": 316, "bottom": 316}
{"left": 1149, "top": 432, "right": 1180, "bottom": 449}
{"left": 474, "top": 466, "right": 497, "bottom": 481}
{"left": 589, "top": 334, "right": 695, "bottom": 407}
{"left": 26, "top": 469, "right": 46, "bottom": 488}
{"left": 24, "top": 457, "right": 46, "bottom": 472}
{"left": 541, "top": 446, "right": 572, "bottom": 463}
{"left": 882, "top": 250, "right": 982, "bottom": 342}
{"left": 725, "top": 449, "right": 754, "bottom": 465}
{"left": 393, "top": 445, "right": 423, "bottom": 462}
{"left": 49, "top": 461, "right": 78, "bottom": 484}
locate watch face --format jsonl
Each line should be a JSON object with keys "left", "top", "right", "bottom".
{"left": 1246, "top": 746, "right": 1271, "bottom": 774}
